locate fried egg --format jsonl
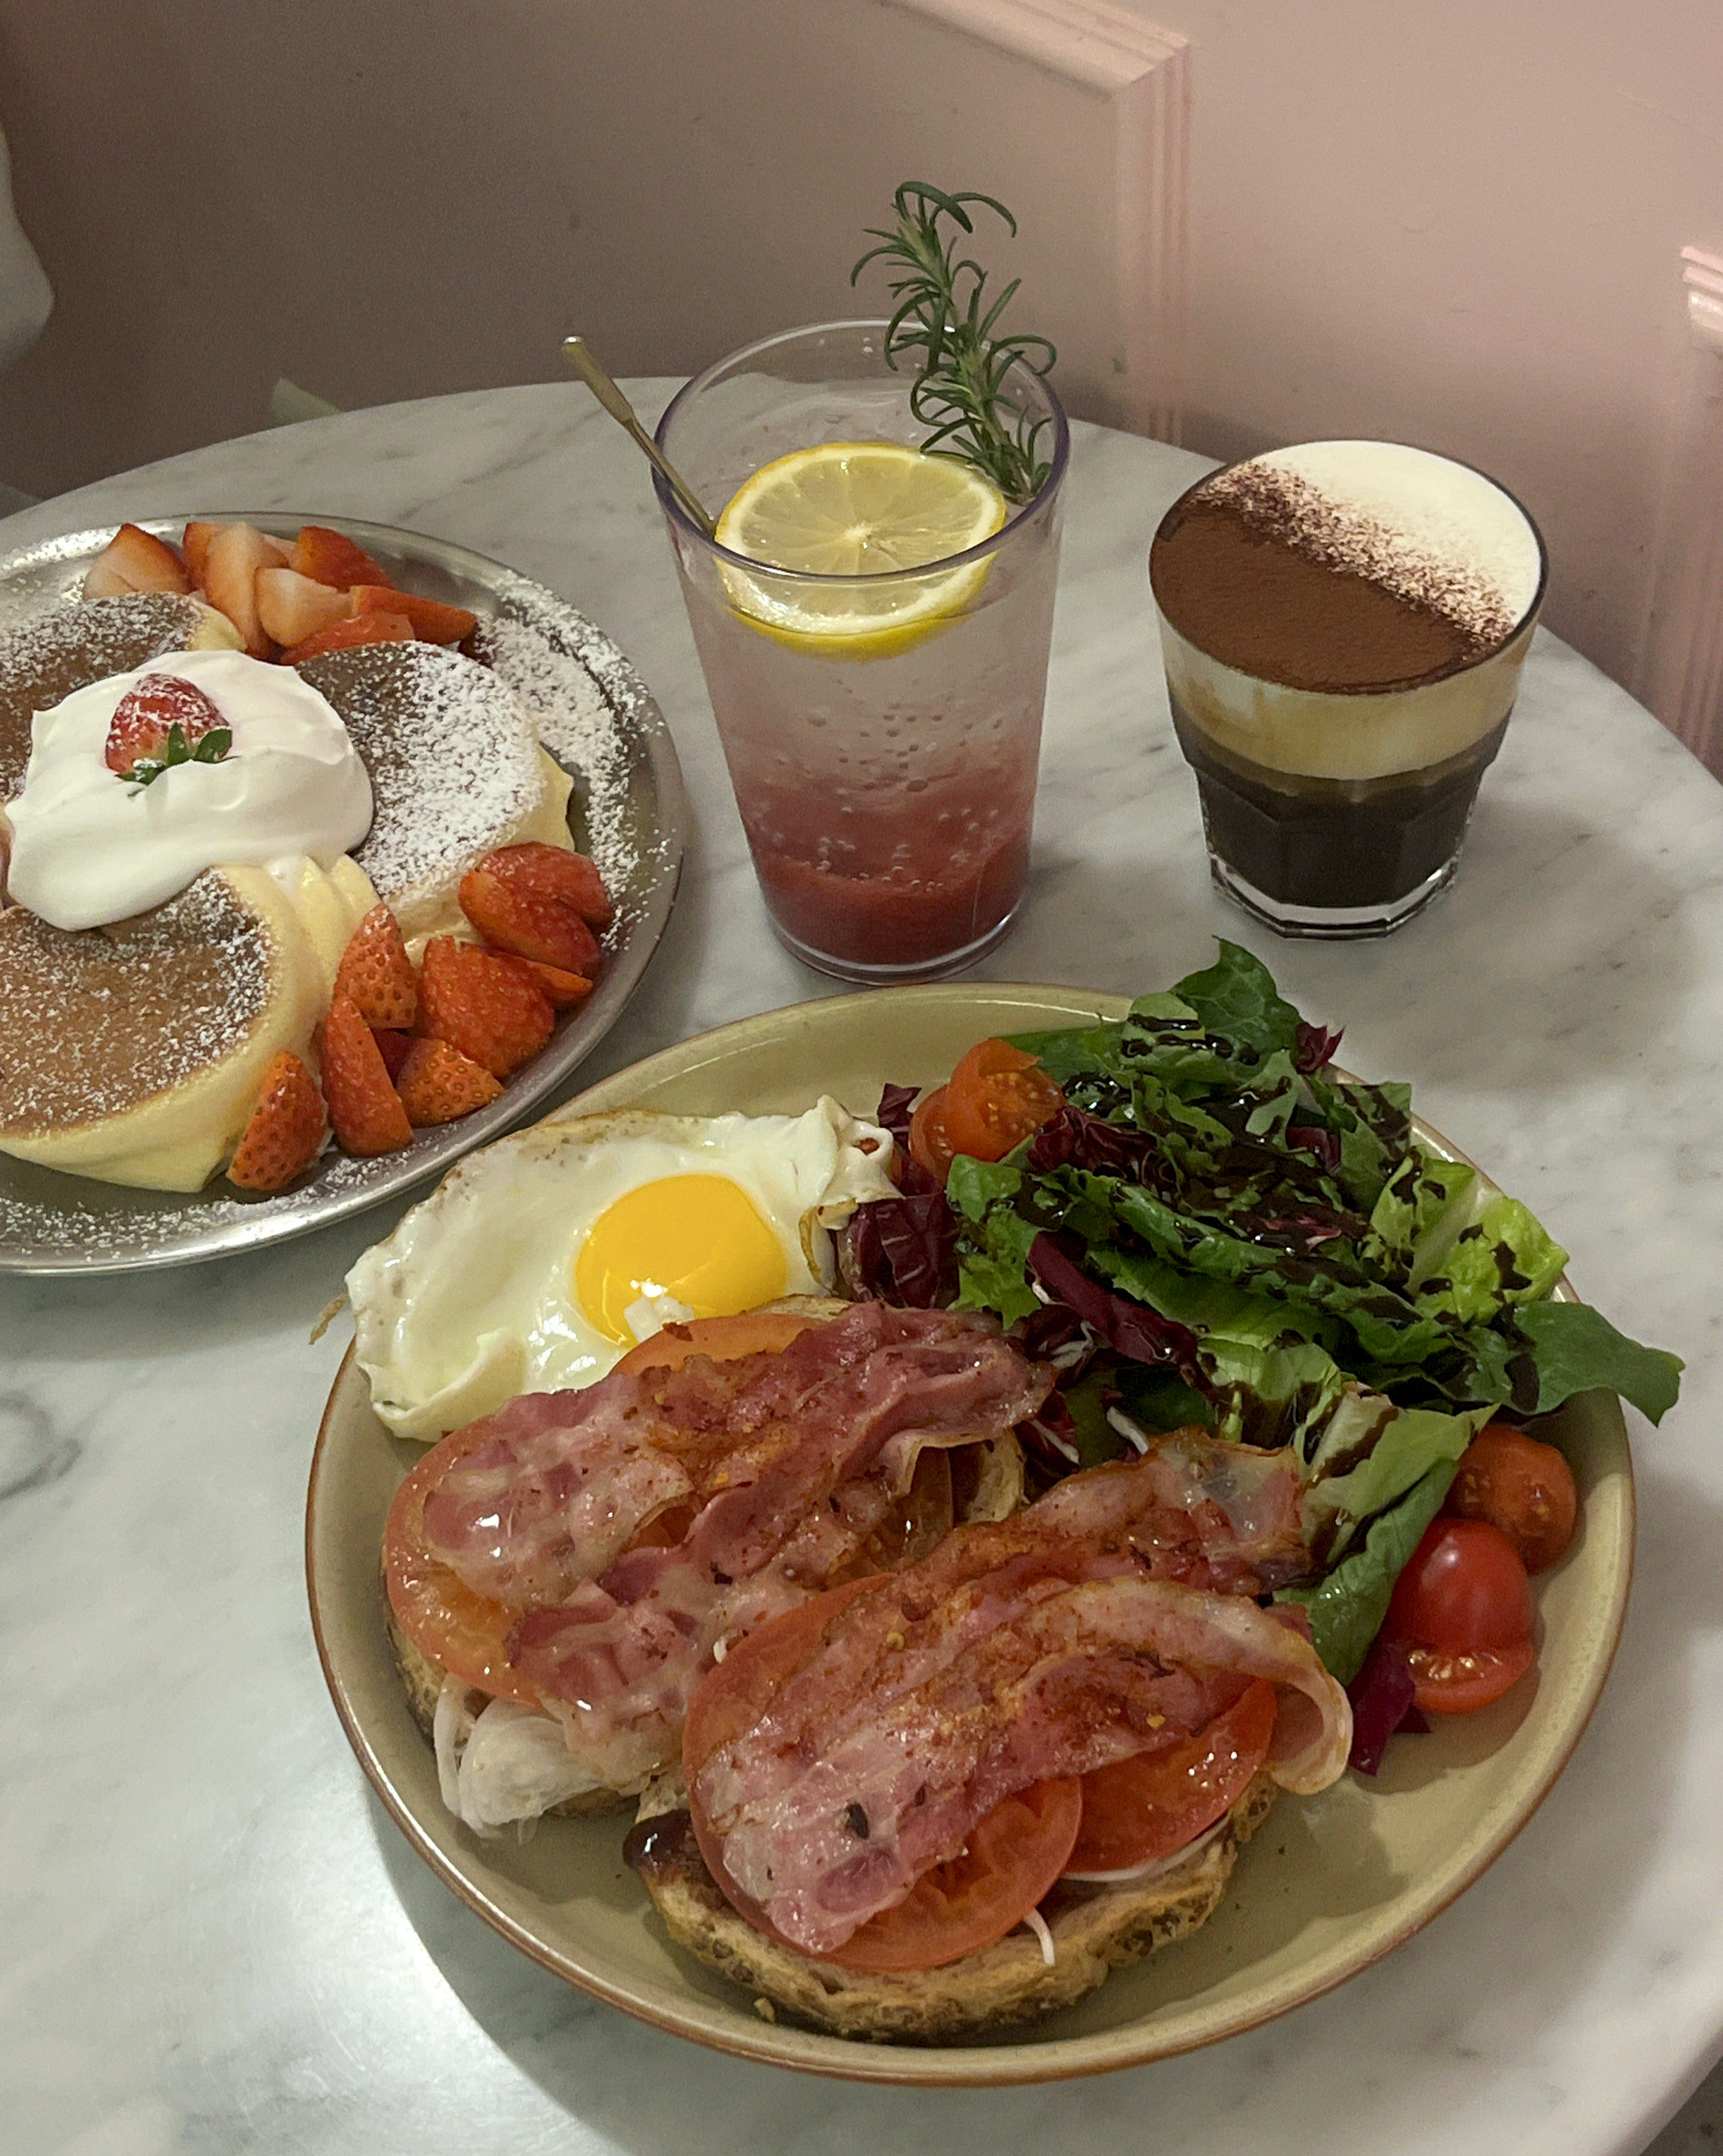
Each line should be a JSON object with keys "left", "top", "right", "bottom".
{"left": 345, "top": 1099, "right": 898, "bottom": 1438}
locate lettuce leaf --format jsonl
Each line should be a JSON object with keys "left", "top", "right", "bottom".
{"left": 1279, "top": 1457, "right": 1461, "bottom": 1683}
{"left": 1514, "top": 1300, "right": 1683, "bottom": 1424}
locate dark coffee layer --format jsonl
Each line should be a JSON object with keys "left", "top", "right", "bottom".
{"left": 1171, "top": 699, "right": 1507, "bottom": 908}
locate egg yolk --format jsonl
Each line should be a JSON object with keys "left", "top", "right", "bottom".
{"left": 574, "top": 1173, "right": 791, "bottom": 1343}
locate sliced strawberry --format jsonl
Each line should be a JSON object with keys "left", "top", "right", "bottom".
{"left": 202, "top": 521, "right": 289, "bottom": 655}
{"left": 418, "top": 936, "right": 554, "bottom": 1078}
{"left": 256, "top": 566, "right": 354, "bottom": 648}
{"left": 394, "top": 1036, "right": 505, "bottom": 1125}
{"left": 460, "top": 864, "right": 600, "bottom": 974}
{"left": 281, "top": 611, "right": 414, "bottom": 665}
{"left": 349, "top": 583, "right": 479, "bottom": 645}
{"left": 227, "top": 1051, "right": 325, "bottom": 1190}
{"left": 476, "top": 840, "right": 613, "bottom": 928}
{"left": 332, "top": 904, "right": 417, "bottom": 1030}
{"left": 371, "top": 1027, "right": 415, "bottom": 1081}
{"left": 182, "top": 520, "right": 221, "bottom": 586}
{"left": 290, "top": 524, "right": 387, "bottom": 589}
{"left": 319, "top": 993, "right": 414, "bottom": 1155}
{"left": 498, "top": 954, "right": 595, "bottom": 1009}
{"left": 82, "top": 523, "right": 191, "bottom": 601}
{"left": 104, "top": 672, "right": 230, "bottom": 785}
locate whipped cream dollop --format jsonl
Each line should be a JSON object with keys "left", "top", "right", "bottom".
{"left": 4, "top": 646, "right": 374, "bottom": 930}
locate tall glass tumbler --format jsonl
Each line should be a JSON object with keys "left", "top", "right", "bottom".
{"left": 654, "top": 322, "right": 1069, "bottom": 982}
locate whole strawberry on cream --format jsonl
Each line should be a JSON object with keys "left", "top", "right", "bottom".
{"left": 5, "top": 645, "right": 372, "bottom": 931}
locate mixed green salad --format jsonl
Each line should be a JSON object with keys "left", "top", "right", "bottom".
{"left": 847, "top": 943, "right": 1680, "bottom": 1689}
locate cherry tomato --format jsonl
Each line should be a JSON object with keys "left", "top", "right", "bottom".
{"left": 1446, "top": 1423, "right": 1579, "bottom": 1573}
{"left": 909, "top": 1084, "right": 956, "bottom": 1182}
{"left": 938, "top": 1039, "right": 1065, "bottom": 1166}
{"left": 1386, "top": 1517, "right": 1535, "bottom": 1652}
{"left": 1405, "top": 1638, "right": 1536, "bottom": 1716}
{"left": 1383, "top": 1517, "right": 1536, "bottom": 1716}
{"left": 1064, "top": 1680, "right": 1277, "bottom": 1875}
{"left": 683, "top": 1577, "right": 1083, "bottom": 1971}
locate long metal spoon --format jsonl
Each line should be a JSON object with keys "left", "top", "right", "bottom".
{"left": 559, "top": 336, "right": 716, "bottom": 537}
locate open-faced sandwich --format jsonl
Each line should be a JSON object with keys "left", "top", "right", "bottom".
{"left": 342, "top": 944, "right": 1681, "bottom": 2042}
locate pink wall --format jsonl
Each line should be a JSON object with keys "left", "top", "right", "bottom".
{"left": 0, "top": 0, "right": 1719, "bottom": 713}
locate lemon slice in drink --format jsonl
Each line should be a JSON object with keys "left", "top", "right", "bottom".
{"left": 714, "top": 442, "right": 1008, "bottom": 657}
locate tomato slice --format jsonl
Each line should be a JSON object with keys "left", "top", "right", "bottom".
{"left": 613, "top": 1306, "right": 825, "bottom": 1379}
{"left": 382, "top": 1424, "right": 538, "bottom": 1704}
{"left": 1445, "top": 1424, "right": 1579, "bottom": 1573}
{"left": 387, "top": 1314, "right": 835, "bottom": 1704}
{"left": 909, "top": 1084, "right": 956, "bottom": 1182}
{"left": 827, "top": 1778, "right": 1083, "bottom": 1972}
{"left": 1406, "top": 1637, "right": 1535, "bottom": 1716}
{"left": 683, "top": 1576, "right": 1082, "bottom": 1971}
{"left": 938, "top": 1039, "right": 1064, "bottom": 1166}
{"left": 1064, "top": 1680, "right": 1277, "bottom": 1876}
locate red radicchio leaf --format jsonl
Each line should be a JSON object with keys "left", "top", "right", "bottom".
{"left": 1027, "top": 1104, "right": 1161, "bottom": 1178}
{"left": 1027, "top": 1232, "right": 1206, "bottom": 1387}
{"left": 1287, "top": 1123, "right": 1342, "bottom": 1175}
{"left": 1296, "top": 1021, "right": 1344, "bottom": 1075}
{"left": 1346, "top": 1636, "right": 1429, "bottom": 1775}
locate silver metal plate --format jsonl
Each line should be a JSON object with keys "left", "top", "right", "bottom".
{"left": 0, "top": 515, "right": 687, "bottom": 1275}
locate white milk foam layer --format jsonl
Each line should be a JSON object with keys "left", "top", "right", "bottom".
{"left": 1255, "top": 440, "right": 1544, "bottom": 626}
{"left": 1154, "top": 440, "right": 1547, "bottom": 781}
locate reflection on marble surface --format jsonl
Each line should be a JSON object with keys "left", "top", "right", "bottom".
{"left": 4, "top": 384, "right": 1723, "bottom": 2156}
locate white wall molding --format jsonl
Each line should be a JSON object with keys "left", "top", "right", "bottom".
{"left": 889, "top": 0, "right": 1190, "bottom": 440}
{"left": 1635, "top": 247, "right": 1723, "bottom": 771}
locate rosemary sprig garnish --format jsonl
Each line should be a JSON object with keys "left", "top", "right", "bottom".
{"left": 851, "top": 181, "right": 1057, "bottom": 506}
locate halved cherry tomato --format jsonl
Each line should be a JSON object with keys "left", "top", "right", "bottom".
{"left": 1386, "top": 1517, "right": 1535, "bottom": 1651}
{"left": 1384, "top": 1517, "right": 1536, "bottom": 1716}
{"left": 1405, "top": 1638, "right": 1536, "bottom": 1716}
{"left": 909, "top": 1084, "right": 956, "bottom": 1182}
{"left": 683, "top": 1576, "right": 1082, "bottom": 1971}
{"left": 1064, "top": 1680, "right": 1277, "bottom": 1876}
{"left": 938, "top": 1039, "right": 1065, "bottom": 1167}
{"left": 1445, "top": 1423, "right": 1579, "bottom": 1573}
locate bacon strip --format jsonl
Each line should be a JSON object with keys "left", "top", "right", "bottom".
{"left": 402, "top": 1303, "right": 1053, "bottom": 1784}
{"left": 696, "top": 1571, "right": 1351, "bottom": 1956}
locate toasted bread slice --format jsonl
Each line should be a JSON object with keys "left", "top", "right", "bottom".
{"left": 625, "top": 1775, "right": 1278, "bottom": 2042}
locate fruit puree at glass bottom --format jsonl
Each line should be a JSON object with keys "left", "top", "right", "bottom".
{"left": 747, "top": 796, "right": 1031, "bottom": 968}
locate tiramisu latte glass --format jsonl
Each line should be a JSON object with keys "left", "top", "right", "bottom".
{"left": 1149, "top": 441, "right": 1547, "bottom": 937}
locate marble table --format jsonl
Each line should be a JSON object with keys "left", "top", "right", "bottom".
{"left": 5, "top": 383, "right": 1722, "bottom": 2156}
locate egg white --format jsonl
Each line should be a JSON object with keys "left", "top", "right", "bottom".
{"left": 346, "top": 1099, "right": 898, "bottom": 1439}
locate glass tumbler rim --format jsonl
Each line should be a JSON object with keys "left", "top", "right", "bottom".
{"left": 651, "top": 316, "right": 1069, "bottom": 585}
{"left": 1147, "top": 437, "right": 1551, "bottom": 692}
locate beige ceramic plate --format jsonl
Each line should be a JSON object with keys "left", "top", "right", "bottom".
{"left": 305, "top": 984, "right": 1633, "bottom": 2086}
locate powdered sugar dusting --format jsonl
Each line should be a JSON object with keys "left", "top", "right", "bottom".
{"left": 0, "top": 523, "right": 686, "bottom": 1271}
{"left": 0, "top": 871, "right": 274, "bottom": 1131}
{"left": 476, "top": 588, "right": 672, "bottom": 912}
{"left": 299, "top": 642, "right": 544, "bottom": 918}
{"left": 0, "top": 592, "right": 217, "bottom": 796}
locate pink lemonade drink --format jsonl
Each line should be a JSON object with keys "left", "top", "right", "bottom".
{"left": 654, "top": 322, "right": 1067, "bottom": 981}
